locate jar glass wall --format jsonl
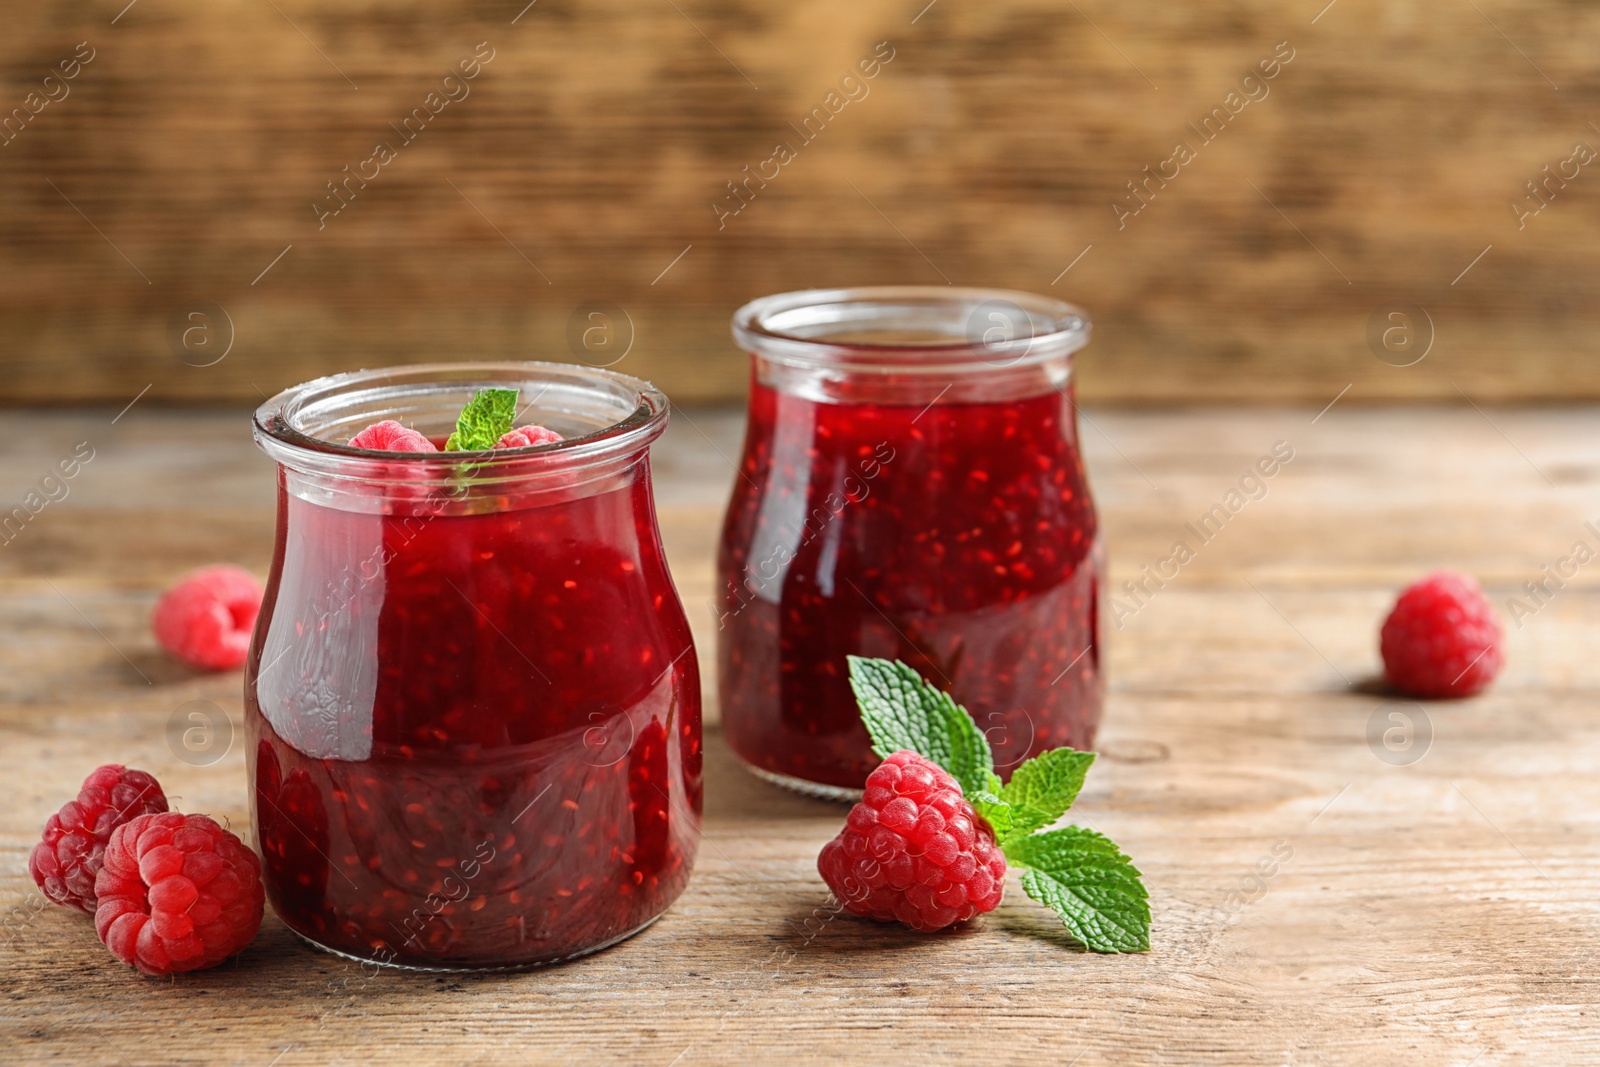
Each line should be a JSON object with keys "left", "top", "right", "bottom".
{"left": 248, "top": 362, "right": 701, "bottom": 969}
{"left": 717, "top": 288, "right": 1103, "bottom": 799}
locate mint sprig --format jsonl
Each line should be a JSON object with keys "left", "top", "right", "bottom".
{"left": 846, "top": 655, "right": 1151, "bottom": 953}
{"left": 1001, "top": 746, "right": 1096, "bottom": 838}
{"left": 445, "top": 387, "right": 519, "bottom": 451}
{"left": 1008, "top": 827, "right": 1151, "bottom": 954}
{"left": 849, "top": 657, "right": 994, "bottom": 799}
{"left": 969, "top": 789, "right": 1015, "bottom": 841}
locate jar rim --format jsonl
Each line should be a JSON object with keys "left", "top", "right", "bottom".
{"left": 254, "top": 361, "right": 669, "bottom": 475}
{"left": 731, "top": 286, "right": 1090, "bottom": 373}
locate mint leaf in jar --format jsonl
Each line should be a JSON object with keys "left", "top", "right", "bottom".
{"left": 445, "top": 388, "right": 519, "bottom": 451}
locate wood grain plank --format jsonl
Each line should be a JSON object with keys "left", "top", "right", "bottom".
{"left": 2, "top": 2, "right": 1599, "bottom": 403}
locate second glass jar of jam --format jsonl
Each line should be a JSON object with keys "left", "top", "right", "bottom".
{"left": 248, "top": 363, "right": 701, "bottom": 969}
{"left": 718, "top": 287, "right": 1103, "bottom": 798}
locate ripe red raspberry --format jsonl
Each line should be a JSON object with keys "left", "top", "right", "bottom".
{"left": 496, "top": 424, "right": 564, "bottom": 449}
{"left": 817, "top": 751, "right": 1006, "bottom": 932}
{"left": 151, "top": 564, "right": 263, "bottom": 671}
{"left": 1381, "top": 570, "right": 1505, "bottom": 698}
{"left": 348, "top": 419, "right": 438, "bottom": 452}
{"left": 28, "top": 765, "right": 169, "bottom": 913}
{"left": 94, "top": 812, "right": 264, "bottom": 976}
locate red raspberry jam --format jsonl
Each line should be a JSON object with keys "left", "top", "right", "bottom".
{"left": 718, "top": 289, "right": 1103, "bottom": 796}
{"left": 249, "top": 364, "right": 700, "bottom": 969}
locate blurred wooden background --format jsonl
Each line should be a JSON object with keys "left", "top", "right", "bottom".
{"left": 1, "top": 0, "right": 1597, "bottom": 406}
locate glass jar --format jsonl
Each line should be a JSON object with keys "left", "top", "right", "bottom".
{"left": 717, "top": 288, "right": 1103, "bottom": 799}
{"left": 248, "top": 362, "right": 701, "bottom": 970}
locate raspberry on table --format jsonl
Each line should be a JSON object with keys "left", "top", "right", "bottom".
{"left": 28, "top": 765, "right": 169, "bottom": 913}
{"left": 151, "top": 564, "right": 264, "bottom": 671}
{"left": 496, "top": 425, "right": 564, "bottom": 449}
{"left": 348, "top": 419, "right": 438, "bottom": 452}
{"left": 1381, "top": 569, "right": 1506, "bottom": 698}
{"left": 817, "top": 750, "right": 1006, "bottom": 932}
{"left": 94, "top": 812, "right": 265, "bottom": 976}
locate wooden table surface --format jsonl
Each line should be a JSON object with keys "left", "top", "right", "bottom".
{"left": 2, "top": 404, "right": 1597, "bottom": 1065}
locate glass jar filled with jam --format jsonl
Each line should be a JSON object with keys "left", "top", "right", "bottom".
{"left": 249, "top": 363, "right": 700, "bottom": 968}
{"left": 718, "top": 288, "right": 1102, "bottom": 799}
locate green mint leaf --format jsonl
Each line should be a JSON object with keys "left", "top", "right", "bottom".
{"left": 970, "top": 791, "right": 1014, "bottom": 840}
{"left": 999, "top": 748, "right": 1097, "bottom": 840}
{"left": 846, "top": 656, "right": 994, "bottom": 797}
{"left": 445, "top": 388, "right": 519, "bottom": 451}
{"left": 1007, "top": 826, "right": 1150, "bottom": 953}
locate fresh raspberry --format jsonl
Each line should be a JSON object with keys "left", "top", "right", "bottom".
{"left": 496, "top": 424, "right": 564, "bottom": 449}
{"left": 1381, "top": 570, "right": 1505, "bottom": 698}
{"left": 151, "top": 564, "right": 264, "bottom": 671}
{"left": 348, "top": 420, "right": 438, "bottom": 452}
{"left": 817, "top": 750, "right": 1006, "bottom": 932}
{"left": 28, "top": 765, "right": 169, "bottom": 913}
{"left": 94, "top": 812, "right": 264, "bottom": 976}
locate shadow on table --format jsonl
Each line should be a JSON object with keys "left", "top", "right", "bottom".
{"left": 125, "top": 649, "right": 206, "bottom": 687}
{"left": 766, "top": 896, "right": 987, "bottom": 957}
{"left": 1348, "top": 673, "right": 1396, "bottom": 697}
{"left": 991, "top": 907, "right": 1099, "bottom": 953}
{"left": 700, "top": 726, "right": 847, "bottom": 824}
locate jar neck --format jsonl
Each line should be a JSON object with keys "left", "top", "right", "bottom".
{"left": 732, "top": 286, "right": 1089, "bottom": 407}
{"left": 272, "top": 451, "right": 656, "bottom": 517}
{"left": 254, "top": 362, "right": 668, "bottom": 514}
{"left": 752, "top": 351, "right": 1075, "bottom": 406}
